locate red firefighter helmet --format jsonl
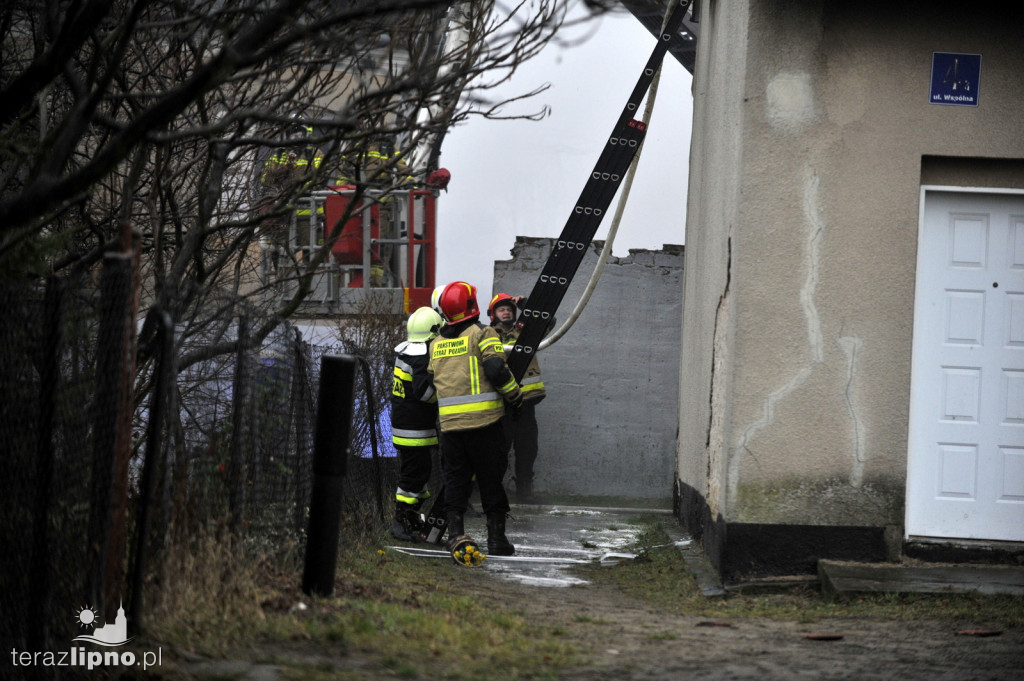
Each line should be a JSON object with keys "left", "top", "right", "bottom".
{"left": 426, "top": 167, "right": 451, "bottom": 191}
{"left": 438, "top": 281, "right": 479, "bottom": 323}
{"left": 487, "top": 293, "right": 516, "bottom": 318}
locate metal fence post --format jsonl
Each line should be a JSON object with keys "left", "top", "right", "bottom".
{"left": 301, "top": 354, "right": 356, "bottom": 597}
{"left": 292, "top": 327, "right": 310, "bottom": 535}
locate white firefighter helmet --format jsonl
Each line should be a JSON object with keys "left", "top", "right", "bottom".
{"left": 431, "top": 285, "right": 446, "bottom": 317}
{"left": 407, "top": 306, "right": 443, "bottom": 342}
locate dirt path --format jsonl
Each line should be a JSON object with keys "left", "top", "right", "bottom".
{"left": 173, "top": 560, "right": 1023, "bottom": 681}
{"left": 172, "top": 504, "right": 1023, "bottom": 681}
{"left": 465, "top": 572, "right": 1024, "bottom": 681}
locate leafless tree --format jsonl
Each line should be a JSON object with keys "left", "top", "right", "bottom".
{"left": 0, "top": 0, "right": 613, "bottom": 367}
{"left": 2, "top": 1, "right": 644, "bottom": 643}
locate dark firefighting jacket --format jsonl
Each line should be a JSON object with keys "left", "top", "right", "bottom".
{"left": 390, "top": 340, "right": 438, "bottom": 447}
{"left": 494, "top": 324, "right": 546, "bottom": 404}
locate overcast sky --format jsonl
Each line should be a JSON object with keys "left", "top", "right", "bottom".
{"left": 434, "top": 4, "right": 694, "bottom": 303}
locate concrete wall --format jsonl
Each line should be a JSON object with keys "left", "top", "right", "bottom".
{"left": 493, "top": 237, "right": 684, "bottom": 505}
{"left": 677, "top": 0, "right": 1024, "bottom": 578}
{"left": 674, "top": 0, "right": 749, "bottom": 549}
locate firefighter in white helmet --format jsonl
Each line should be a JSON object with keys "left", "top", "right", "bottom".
{"left": 389, "top": 306, "right": 443, "bottom": 541}
{"left": 430, "top": 284, "right": 446, "bottom": 317}
{"left": 429, "top": 281, "right": 522, "bottom": 556}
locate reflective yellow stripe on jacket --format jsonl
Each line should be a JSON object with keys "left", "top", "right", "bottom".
{"left": 391, "top": 427, "right": 438, "bottom": 447}
{"left": 469, "top": 356, "right": 480, "bottom": 395}
{"left": 394, "top": 363, "right": 412, "bottom": 383}
{"left": 479, "top": 336, "right": 503, "bottom": 353}
{"left": 437, "top": 392, "right": 503, "bottom": 416}
{"left": 430, "top": 325, "right": 510, "bottom": 430}
{"left": 396, "top": 487, "right": 432, "bottom": 504}
{"left": 520, "top": 374, "right": 545, "bottom": 394}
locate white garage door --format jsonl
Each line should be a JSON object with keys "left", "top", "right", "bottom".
{"left": 906, "top": 189, "right": 1024, "bottom": 542}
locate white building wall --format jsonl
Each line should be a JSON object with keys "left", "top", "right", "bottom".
{"left": 677, "top": 0, "right": 1024, "bottom": 577}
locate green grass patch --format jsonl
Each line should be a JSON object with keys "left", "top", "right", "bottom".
{"left": 284, "top": 550, "right": 579, "bottom": 680}
{"left": 581, "top": 514, "right": 1024, "bottom": 628}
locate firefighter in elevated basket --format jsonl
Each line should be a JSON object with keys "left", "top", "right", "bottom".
{"left": 389, "top": 306, "right": 443, "bottom": 542}
{"left": 429, "top": 281, "right": 523, "bottom": 561}
{"left": 259, "top": 124, "right": 324, "bottom": 273}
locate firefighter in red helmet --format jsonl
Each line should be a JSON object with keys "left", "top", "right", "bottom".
{"left": 428, "top": 281, "right": 523, "bottom": 558}
{"left": 488, "top": 292, "right": 546, "bottom": 502}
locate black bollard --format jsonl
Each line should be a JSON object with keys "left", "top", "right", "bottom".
{"left": 302, "top": 355, "right": 356, "bottom": 597}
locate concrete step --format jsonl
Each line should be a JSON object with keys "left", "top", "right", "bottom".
{"left": 818, "top": 559, "right": 1024, "bottom": 598}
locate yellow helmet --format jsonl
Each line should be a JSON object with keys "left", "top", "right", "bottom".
{"left": 407, "top": 306, "right": 443, "bottom": 342}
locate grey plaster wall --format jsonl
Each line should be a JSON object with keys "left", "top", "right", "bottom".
{"left": 492, "top": 237, "right": 684, "bottom": 504}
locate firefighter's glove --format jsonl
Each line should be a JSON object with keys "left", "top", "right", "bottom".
{"left": 509, "top": 394, "right": 523, "bottom": 421}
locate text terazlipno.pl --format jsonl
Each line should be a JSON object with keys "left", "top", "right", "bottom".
{"left": 10, "top": 647, "right": 161, "bottom": 671}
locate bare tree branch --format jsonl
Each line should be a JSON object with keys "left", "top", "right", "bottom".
{"left": 1, "top": 0, "right": 611, "bottom": 371}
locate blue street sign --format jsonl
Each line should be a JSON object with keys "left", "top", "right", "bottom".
{"left": 930, "top": 52, "right": 981, "bottom": 106}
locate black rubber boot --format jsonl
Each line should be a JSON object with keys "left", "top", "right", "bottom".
{"left": 389, "top": 501, "right": 422, "bottom": 542}
{"left": 446, "top": 511, "right": 484, "bottom": 565}
{"left": 445, "top": 510, "right": 465, "bottom": 546}
{"left": 486, "top": 513, "right": 515, "bottom": 556}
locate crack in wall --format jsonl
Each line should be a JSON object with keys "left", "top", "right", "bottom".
{"left": 800, "top": 171, "right": 826, "bottom": 362}
{"left": 727, "top": 168, "right": 826, "bottom": 512}
{"left": 707, "top": 236, "right": 733, "bottom": 449}
{"left": 706, "top": 237, "right": 732, "bottom": 519}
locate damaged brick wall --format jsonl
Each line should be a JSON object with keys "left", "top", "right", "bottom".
{"left": 492, "top": 236, "right": 684, "bottom": 504}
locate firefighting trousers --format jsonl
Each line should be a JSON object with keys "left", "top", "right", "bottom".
{"left": 395, "top": 444, "right": 434, "bottom": 500}
{"left": 440, "top": 420, "right": 510, "bottom": 518}
{"left": 501, "top": 402, "right": 539, "bottom": 486}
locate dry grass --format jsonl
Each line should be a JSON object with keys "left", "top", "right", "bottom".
{"left": 141, "top": 519, "right": 577, "bottom": 680}
{"left": 144, "top": 525, "right": 274, "bottom": 657}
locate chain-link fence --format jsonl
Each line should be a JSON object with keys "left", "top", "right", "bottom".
{"left": 0, "top": 246, "right": 405, "bottom": 657}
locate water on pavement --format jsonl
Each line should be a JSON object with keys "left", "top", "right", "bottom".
{"left": 392, "top": 505, "right": 686, "bottom": 588}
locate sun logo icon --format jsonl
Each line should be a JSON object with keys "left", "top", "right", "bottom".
{"left": 75, "top": 605, "right": 98, "bottom": 629}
